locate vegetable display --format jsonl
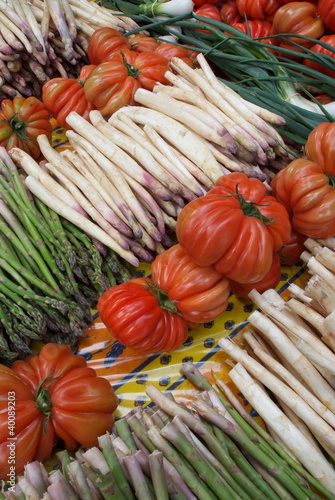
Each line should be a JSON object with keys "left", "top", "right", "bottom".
{"left": 0, "top": 343, "right": 118, "bottom": 478}
{"left": 2, "top": 0, "right": 335, "bottom": 494}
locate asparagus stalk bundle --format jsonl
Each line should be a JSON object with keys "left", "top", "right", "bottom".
{"left": 0, "top": 0, "right": 139, "bottom": 101}
{"left": 5, "top": 367, "right": 335, "bottom": 500}
{"left": 0, "top": 146, "right": 134, "bottom": 364}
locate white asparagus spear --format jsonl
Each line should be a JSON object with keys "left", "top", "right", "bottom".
{"left": 60, "top": 149, "right": 133, "bottom": 238}
{"left": 287, "top": 298, "right": 335, "bottom": 352}
{"left": 287, "top": 283, "right": 326, "bottom": 316}
{"left": 66, "top": 111, "right": 171, "bottom": 201}
{"left": 46, "top": 162, "right": 130, "bottom": 251}
{"left": 113, "top": 106, "right": 223, "bottom": 182}
{"left": 122, "top": 172, "right": 165, "bottom": 237}
{"left": 8, "top": 147, "right": 88, "bottom": 217}
{"left": 67, "top": 134, "right": 142, "bottom": 237}
{"left": 134, "top": 88, "right": 236, "bottom": 151}
{"left": 220, "top": 338, "right": 335, "bottom": 457}
{"left": 89, "top": 110, "right": 186, "bottom": 197}
{"left": 24, "top": 176, "right": 139, "bottom": 267}
{"left": 164, "top": 70, "right": 202, "bottom": 93}
{"left": 297, "top": 339, "right": 335, "bottom": 376}
{"left": 301, "top": 251, "right": 335, "bottom": 292}
{"left": 305, "top": 240, "right": 335, "bottom": 273}
{"left": 0, "top": 10, "right": 33, "bottom": 53}
{"left": 304, "top": 274, "right": 335, "bottom": 315}
{"left": 229, "top": 363, "right": 335, "bottom": 491}
{"left": 65, "top": 130, "right": 161, "bottom": 242}
{"left": 18, "top": 0, "right": 46, "bottom": 52}
{"left": 248, "top": 310, "right": 335, "bottom": 410}
{"left": 243, "top": 329, "right": 335, "bottom": 428}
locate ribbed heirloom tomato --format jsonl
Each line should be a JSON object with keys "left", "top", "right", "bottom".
{"left": 84, "top": 49, "right": 170, "bottom": 117}
{"left": 0, "top": 97, "right": 52, "bottom": 159}
{"left": 271, "top": 2, "right": 325, "bottom": 51}
{"left": 229, "top": 252, "right": 282, "bottom": 298}
{"left": 176, "top": 172, "right": 291, "bottom": 284}
{"left": 304, "top": 121, "right": 335, "bottom": 174}
{"left": 271, "top": 158, "right": 335, "bottom": 239}
{"left": 88, "top": 27, "right": 130, "bottom": 65}
{"left": 42, "top": 65, "right": 96, "bottom": 129}
{"left": 151, "top": 244, "right": 230, "bottom": 325}
{"left": 0, "top": 343, "right": 118, "bottom": 478}
{"left": 97, "top": 278, "right": 189, "bottom": 353}
{"left": 236, "top": 0, "right": 282, "bottom": 20}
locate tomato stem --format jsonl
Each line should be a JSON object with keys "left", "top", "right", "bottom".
{"left": 327, "top": 174, "right": 335, "bottom": 188}
{"left": 121, "top": 51, "right": 139, "bottom": 78}
{"left": 226, "top": 184, "right": 275, "bottom": 226}
{"left": 145, "top": 279, "right": 180, "bottom": 314}
{"left": 8, "top": 113, "right": 28, "bottom": 142}
{"left": 35, "top": 371, "right": 60, "bottom": 431}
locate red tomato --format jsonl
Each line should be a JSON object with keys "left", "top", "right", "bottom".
{"left": 318, "top": 0, "right": 335, "bottom": 32}
{"left": 154, "top": 42, "right": 197, "bottom": 68}
{"left": 0, "top": 97, "right": 52, "bottom": 159}
{"left": 176, "top": 172, "right": 291, "bottom": 284}
{"left": 236, "top": 0, "right": 282, "bottom": 21}
{"left": 193, "top": 0, "right": 220, "bottom": 6}
{"left": 304, "top": 35, "right": 335, "bottom": 79}
{"left": 220, "top": 1, "right": 242, "bottom": 24}
{"left": 232, "top": 19, "right": 275, "bottom": 48}
{"left": 229, "top": 252, "right": 281, "bottom": 298}
{"left": 127, "top": 33, "right": 159, "bottom": 54}
{"left": 42, "top": 65, "right": 96, "bottom": 129}
{"left": 195, "top": 4, "right": 222, "bottom": 33}
{"left": 279, "top": 227, "right": 306, "bottom": 266}
{"left": 97, "top": 279, "right": 189, "bottom": 353}
{"left": 195, "top": 4, "right": 222, "bottom": 24}
{"left": 84, "top": 49, "right": 170, "bottom": 117}
{"left": 0, "top": 344, "right": 118, "bottom": 478}
{"left": 305, "top": 122, "right": 335, "bottom": 175}
{"left": 271, "top": 2, "right": 325, "bottom": 54}
{"left": 88, "top": 27, "right": 129, "bottom": 65}
{"left": 151, "top": 244, "right": 230, "bottom": 324}
{"left": 271, "top": 158, "right": 335, "bottom": 239}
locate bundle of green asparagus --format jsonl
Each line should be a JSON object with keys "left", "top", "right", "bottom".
{"left": 4, "top": 362, "right": 335, "bottom": 499}
{"left": 0, "top": 147, "right": 134, "bottom": 365}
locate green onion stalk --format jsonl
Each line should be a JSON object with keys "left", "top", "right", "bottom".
{"left": 114, "top": 10, "right": 335, "bottom": 143}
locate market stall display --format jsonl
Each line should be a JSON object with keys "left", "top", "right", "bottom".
{"left": 1, "top": 0, "right": 335, "bottom": 498}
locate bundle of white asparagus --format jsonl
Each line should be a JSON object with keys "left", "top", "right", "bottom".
{"left": 0, "top": 0, "right": 138, "bottom": 101}
{"left": 127, "top": 53, "right": 296, "bottom": 184}
{"left": 217, "top": 237, "right": 335, "bottom": 489}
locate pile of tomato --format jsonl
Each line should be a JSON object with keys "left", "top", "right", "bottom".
{"left": 193, "top": 0, "right": 335, "bottom": 87}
